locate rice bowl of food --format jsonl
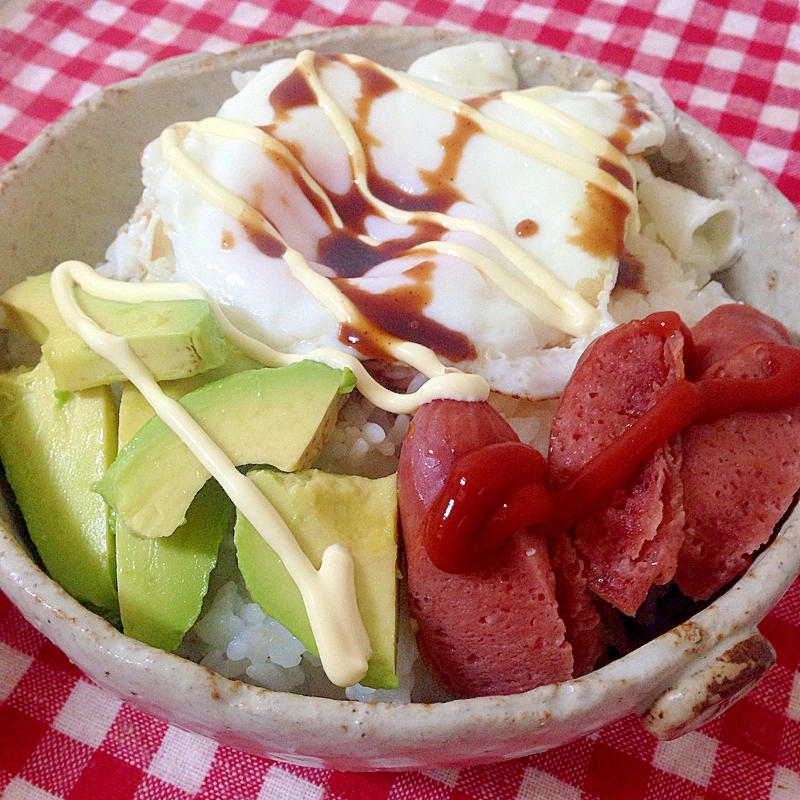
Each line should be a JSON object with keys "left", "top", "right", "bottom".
{"left": 1, "top": 24, "right": 799, "bottom": 770}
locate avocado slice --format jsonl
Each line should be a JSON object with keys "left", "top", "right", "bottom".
{"left": 116, "top": 481, "right": 233, "bottom": 651}
{"left": 96, "top": 361, "right": 355, "bottom": 539}
{"left": 114, "top": 350, "right": 256, "bottom": 651}
{"left": 0, "top": 358, "right": 118, "bottom": 615}
{"left": 117, "top": 349, "right": 261, "bottom": 446}
{"left": 235, "top": 468, "right": 399, "bottom": 690}
{"left": 1, "top": 272, "right": 230, "bottom": 391}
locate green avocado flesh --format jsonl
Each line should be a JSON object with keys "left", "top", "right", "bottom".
{"left": 0, "top": 273, "right": 399, "bottom": 685}
{"left": 96, "top": 361, "right": 355, "bottom": 539}
{"left": 0, "top": 359, "right": 118, "bottom": 614}
{"left": 114, "top": 356, "right": 258, "bottom": 651}
{"left": 117, "top": 349, "right": 262, "bottom": 447}
{"left": 0, "top": 272, "right": 230, "bottom": 391}
{"left": 235, "top": 468, "right": 399, "bottom": 690}
{"left": 116, "top": 481, "right": 233, "bottom": 651}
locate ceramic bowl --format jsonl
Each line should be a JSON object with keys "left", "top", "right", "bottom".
{"left": 1, "top": 26, "right": 799, "bottom": 771}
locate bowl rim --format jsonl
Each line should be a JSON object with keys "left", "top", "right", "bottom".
{"left": 2, "top": 24, "right": 800, "bottom": 770}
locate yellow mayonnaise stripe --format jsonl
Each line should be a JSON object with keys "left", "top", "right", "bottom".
{"left": 500, "top": 89, "right": 630, "bottom": 168}
{"left": 48, "top": 259, "right": 488, "bottom": 685}
{"left": 50, "top": 260, "right": 371, "bottom": 688}
{"left": 59, "top": 260, "right": 489, "bottom": 415}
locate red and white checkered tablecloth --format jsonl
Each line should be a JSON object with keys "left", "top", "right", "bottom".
{"left": 1, "top": 1, "right": 799, "bottom": 798}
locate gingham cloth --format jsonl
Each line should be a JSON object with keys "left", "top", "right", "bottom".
{"left": 1, "top": 1, "right": 799, "bottom": 798}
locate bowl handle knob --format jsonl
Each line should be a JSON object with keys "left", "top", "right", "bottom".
{"left": 639, "top": 629, "right": 775, "bottom": 740}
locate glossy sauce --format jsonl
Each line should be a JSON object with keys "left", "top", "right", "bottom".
{"left": 608, "top": 93, "right": 653, "bottom": 151}
{"left": 269, "top": 67, "right": 318, "bottom": 119}
{"left": 515, "top": 219, "right": 539, "bottom": 238}
{"left": 221, "top": 229, "right": 235, "bottom": 251}
{"left": 334, "top": 261, "right": 477, "bottom": 362}
{"left": 567, "top": 182, "right": 629, "bottom": 261}
{"left": 422, "top": 311, "right": 800, "bottom": 574}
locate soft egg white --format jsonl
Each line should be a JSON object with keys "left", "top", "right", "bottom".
{"left": 102, "top": 43, "right": 667, "bottom": 398}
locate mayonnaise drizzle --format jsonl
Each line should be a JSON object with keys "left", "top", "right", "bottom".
{"left": 162, "top": 123, "right": 462, "bottom": 380}
{"left": 51, "top": 259, "right": 373, "bottom": 687}
{"left": 48, "top": 258, "right": 487, "bottom": 684}
{"left": 54, "top": 259, "right": 489, "bottom": 414}
{"left": 503, "top": 88, "right": 631, "bottom": 168}
{"left": 359, "top": 55, "right": 636, "bottom": 206}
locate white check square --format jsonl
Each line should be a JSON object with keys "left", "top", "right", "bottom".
{"left": 53, "top": 680, "right": 122, "bottom": 748}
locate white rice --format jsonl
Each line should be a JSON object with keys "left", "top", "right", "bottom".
{"left": 182, "top": 544, "right": 424, "bottom": 701}
{"left": 314, "top": 393, "right": 411, "bottom": 479}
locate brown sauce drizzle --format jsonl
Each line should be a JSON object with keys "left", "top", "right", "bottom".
{"left": 333, "top": 260, "right": 477, "bottom": 362}
{"left": 418, "top": 114, "right": 480, "bottom": 206}
{"left": 515, "top": 219, "right": 539, "bottom": 238}
{"left": 347, "top": 52, "right": 471, "bottom": 215}
{"left": 245, "top": 55, "right": 644, "bottom": 364}
{"left": 255, "top": 150, "right": 340, "bottom": 234}
{"left": 599, "top": 157, "right": 633, "bottom": 191}
{"left": 463, "top": 94, "right": 495, "bottom": 111}
{"left": 240, "top": 212, "right": 287, "bottom": 259}
{"left": 568, "top": 94, "right": 645, "bottom": 260}
{"left": 612, "top": 251, "right": 647, "bottom": 295}
{"left": 269, "top": 67, "right": 318, "bottom": 121}
{"left": 568, "top": 183, "right": 628, "bottom": 261}
{"left": 338, "top": 321, "right": 395, "bottom": 361}
{"left": 608, "top": 93, "right": 651, "bottom": 151}
{"left": 351, "top": 58, "right": 398, "bottom": 117}
{"left": 318, "top": 220, "right": 447, "bottom": 279}
{"left": 221, "top": 229, "right": 235, "bottom": 251}
{"left": 305, "top": 55, "right": 471, "bottom": 283}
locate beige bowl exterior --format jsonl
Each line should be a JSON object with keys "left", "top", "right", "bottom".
{"left": 1, "top": 26, "right": 799, "bottom": 770}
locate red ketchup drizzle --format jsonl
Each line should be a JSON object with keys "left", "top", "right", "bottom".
{"left": 422, "top": 311, "right": 800, "bottom": 574}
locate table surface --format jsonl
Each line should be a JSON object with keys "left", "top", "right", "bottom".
{"left": 1, "top": 1, "right": 800, "bottom": 798}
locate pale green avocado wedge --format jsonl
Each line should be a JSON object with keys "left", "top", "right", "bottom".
{"left": 235, "top": 468, "right": 399, "bottom": 690}
{"left": 0, "top": 272, "right": 230, "bottom": 391}
{"left": 117, "top": 348, "right": 262, "bottom": 446}
{"left": 0, "top": 358, "right": 118, "bottom": 615}
{"left": 96, "top": 361, "right": 356, "bottom": 539}
{"left": 114, "top": 349, "right": 255, "bottom": 651}
{"left": 116, "top": 480, "right": 233, "bottom": 652}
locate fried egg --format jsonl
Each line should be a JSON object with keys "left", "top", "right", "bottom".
{"left": 102, "top": 42, "right": 669, "bottom": 399}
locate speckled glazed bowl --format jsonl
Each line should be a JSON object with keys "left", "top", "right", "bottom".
{"left": 1, "top": 26, "right": 799, "bottom": 771}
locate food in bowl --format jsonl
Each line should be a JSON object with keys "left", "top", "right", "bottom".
{"left": 0, "top": 28, "right": 798, "bottom": 757}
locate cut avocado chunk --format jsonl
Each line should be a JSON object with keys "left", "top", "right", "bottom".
{"left": 116, "top": 480, "right": 233, "bottom": 652}
{"left": 96, "top": 361, "right": 355, "bottom": 539}
{"left": 117, "top": 349, "right": 261, "bottom": 447}
{"left": 113, "top": 349, "right": 256, "bottom": 650}
{"left": 235, "top": 468, "right": 398, "bottom": 690}
{"left": 1, "top": 272, "right": 230, "bottom": 391}
{"left": 0, "top": 358, "right": 118, "bottom": 614}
